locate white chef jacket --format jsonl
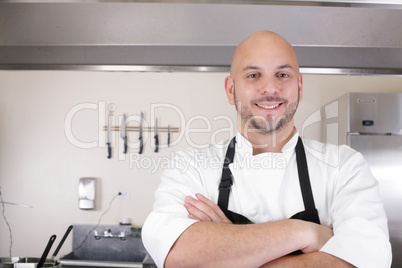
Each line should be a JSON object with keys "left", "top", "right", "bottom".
{"left": 142, "top": 131, "right": 391, "bottom": 268}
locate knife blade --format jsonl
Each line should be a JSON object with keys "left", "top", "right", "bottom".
{"left": 138, "top": 112, "right": 144, "bottom": 154}
{"left": 106, "top": 108, "right": 112, "bottom": 159}
{"left": 154, "top": 118, "right": 159, "bottom": 153}
{"left": 120, "top": 114, "right": 127, "bottom": 154}
{"left": 167, "top": 124, "right": 171, "bottom": 147}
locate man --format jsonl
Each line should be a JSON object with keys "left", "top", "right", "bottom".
{"left": 142, "top": 31, "right": 391, "bottom": 267}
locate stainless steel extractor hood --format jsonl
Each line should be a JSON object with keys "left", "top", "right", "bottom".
{"left": 0, "top": 1, "right": 401, "bottom": 74}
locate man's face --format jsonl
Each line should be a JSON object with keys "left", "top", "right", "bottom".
{"left": 233, "top": 82, "right": 300, "bottom": 134}
{"left": 225, "top": 32, "right": 303, "bottom": 136}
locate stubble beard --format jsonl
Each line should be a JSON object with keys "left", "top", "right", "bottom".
{"left": 234, "top": 88, "right": 300, "bottom": 135}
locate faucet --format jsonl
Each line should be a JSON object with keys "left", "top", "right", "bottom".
{"left": 94, "top": 228, "right": 127, "bottom": 241}
{"left": 104, "top": 228, "right": 113, "bottom": 237}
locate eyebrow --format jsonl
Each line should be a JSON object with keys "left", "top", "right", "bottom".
{"left": 241, "top": 64, "right": 295, "bottom": 74}
{"left": 276, "top": 64, "right": 294, "bottom": 70}
{"left": 241, "top": 66, "right": 262, "bottom": 73}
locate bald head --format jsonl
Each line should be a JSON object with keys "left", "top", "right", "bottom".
{"left": 230, "top": 31, "right": 299, "bottom": 78}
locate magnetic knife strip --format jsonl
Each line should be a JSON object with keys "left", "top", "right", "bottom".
{"left": 103, "top": 126, "right": 180, "bottom": 132}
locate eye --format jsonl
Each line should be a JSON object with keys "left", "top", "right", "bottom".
{"left": 247, "top": 73, "right": 260, "bottom": 79}
{"left": 278, "top": 73, "right": 289, "bottom": 78}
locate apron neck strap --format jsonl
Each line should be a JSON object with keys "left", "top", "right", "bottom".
{"left": 295, "top": 137, "right": 316, "bottom": 211}
{"left": 217, "top": 137, "right": 236, "bottom": 210}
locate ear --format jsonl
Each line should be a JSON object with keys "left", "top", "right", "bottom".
{"left": 225, "top": 76, "right": 236, "bottom": 105}
{"left": 298, "top": 74, "right": 303, "bottom": 102}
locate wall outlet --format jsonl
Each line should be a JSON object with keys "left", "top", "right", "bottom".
{"left": 116, "top": 190, "right": 130, "bottom": 198}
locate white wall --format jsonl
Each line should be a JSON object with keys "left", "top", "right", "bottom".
{"left": 0, "top": 71, "right": 401, "bottom": 258}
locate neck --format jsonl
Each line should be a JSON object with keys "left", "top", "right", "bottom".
{"left": 240, "top": 124, "right": 296, "bottom": 155}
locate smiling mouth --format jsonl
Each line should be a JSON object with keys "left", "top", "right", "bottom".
{"left": 256, "top": 103, "right": 281, "bottom": 109}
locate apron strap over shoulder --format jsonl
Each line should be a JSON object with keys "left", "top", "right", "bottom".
{"left": 218, "top": 137, "right": 236, "bottom": 211}
{"left": 295, "top": 137, "right": 317, "bottom": 212}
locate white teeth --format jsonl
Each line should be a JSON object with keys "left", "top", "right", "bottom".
{"left": 256, "top": 103, "right": 280, "bottom": 109}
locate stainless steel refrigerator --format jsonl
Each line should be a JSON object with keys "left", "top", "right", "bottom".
{"left": 320, "top": 92, "right": 402, "bottom": 267}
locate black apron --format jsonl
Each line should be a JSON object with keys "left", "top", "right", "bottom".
{"left": 217, "top": 137, "right": 320, "bottom": 225}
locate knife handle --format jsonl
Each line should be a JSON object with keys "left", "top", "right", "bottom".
{"left": 138, "top": 137, "right": 143, "bottom": 154}
{"left": 154, "top": 135, "right": 159, "bottom": 153}
{"left": 52, "top": 225, "right": 73, "bottom": 259}
{"left": 107, "top": 142, "right": 111, "bottom": 159}
{"left": 37, "top": 235, "right": 56, "bottom": 268}
{"left": 123, "top": 138, "right": 128, "bottom": 154}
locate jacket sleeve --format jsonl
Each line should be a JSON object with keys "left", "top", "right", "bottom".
{"left": 319, "top": 145, "right": 392, "bottom": 268}
{"left": 142, "top": 149, "right": 210, "bottom": 268}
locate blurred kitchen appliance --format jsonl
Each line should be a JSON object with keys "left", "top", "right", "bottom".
{"left": 79, "top": 178, "right": 96, "bottom": 210}
{"left": 321, "top": 92, "right": 402, "bottom": 268}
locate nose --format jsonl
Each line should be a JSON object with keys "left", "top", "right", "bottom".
{"left": 259, "top": 77, "right": 279, "bottom": 95}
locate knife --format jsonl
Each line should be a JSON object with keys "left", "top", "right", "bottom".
{"left": 106, "top": 108, "right": 112, "bottom": 159}
{"left": 154, "top": 118, "right": 159, "bottom": 153}
{"left": 120, "top": 114, "right": 127, "bottom": 154}
{"left": 138, "top": 112, "right": 144, "bottom": 154}
{"left": 167, "top": 124, "right": 171, "bottom": 147}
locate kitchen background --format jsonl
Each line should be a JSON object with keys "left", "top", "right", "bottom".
{"left": 1, "top": 71, "right": 402, "bottom": 258}
{"left": 1, "top": 0, "right": 402, "bottom": 264}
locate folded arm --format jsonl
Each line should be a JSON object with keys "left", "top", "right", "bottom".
{"left": 166, "top": 219, "right": 332, "bottom": 268}
{"left": 165, "top": 194, "right": 334, "bottom": 268}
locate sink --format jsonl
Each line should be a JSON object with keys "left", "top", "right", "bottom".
{"left": 60, "top": 224, "right": 154, "bottom": 268}
{"left": 60, "top": 254, "right": 144, "bottom": 268}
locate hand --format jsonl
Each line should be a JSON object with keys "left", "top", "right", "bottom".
{"left": 184, "top": 193, "right": 232, "bottom": 224}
